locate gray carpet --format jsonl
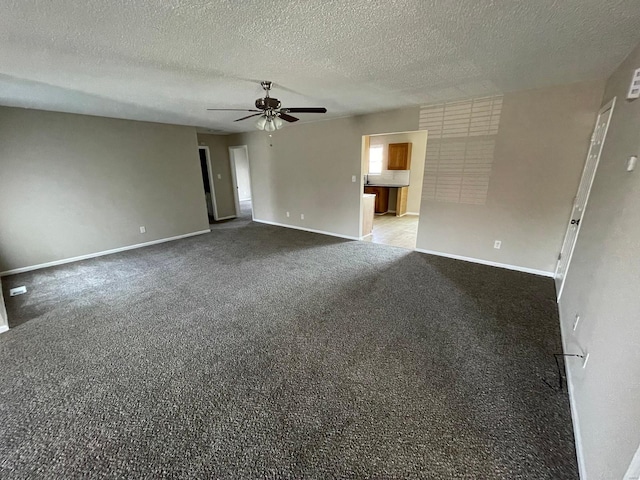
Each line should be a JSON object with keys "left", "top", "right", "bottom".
{"left": 0, "top": 215, "right": 578, "bottom": 479}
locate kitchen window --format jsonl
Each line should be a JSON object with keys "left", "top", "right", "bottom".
{"left": 369, "top": 145, "right": 383, "bottom": 174}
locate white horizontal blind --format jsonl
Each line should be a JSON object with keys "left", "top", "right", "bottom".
{"left": 419, "top": 95, "right": 503, "bottom": 205}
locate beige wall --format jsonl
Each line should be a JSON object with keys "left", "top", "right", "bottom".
{"left": 369, "top": 131, "right": 428, "bottom": 214}
{"left": 559, "top": 43, "right": 640, "bottom": 479}
{"left": 416, "top": 80, "right": 604, "bottom": 273}
{"left": 197, "top": 134, "right": 236, "bottom": 218}
{"left": 229, "top": 81, "right": 602, "bottom": 273}
{"left": 0, "top": 107, "right": 210, "bottom": 273}
{"left": 227, "top": 108, "right": 419, "bottom": 238}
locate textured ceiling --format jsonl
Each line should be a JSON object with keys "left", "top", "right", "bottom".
{"left": 1, "top": 0, "right": 640, "bottom": 132}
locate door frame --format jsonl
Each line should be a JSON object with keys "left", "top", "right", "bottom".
{"left": 198, "top": 146, "right": 220, "bottom": 221}
{"left": 228, "top": 145, "right": 253, "bottom": 220}
{"left": 555, "top": 97, "right": 616, "bottom": 299}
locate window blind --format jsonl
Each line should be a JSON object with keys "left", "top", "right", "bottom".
{"left": 419, "top": 95, "right": 503, "bottom": 205}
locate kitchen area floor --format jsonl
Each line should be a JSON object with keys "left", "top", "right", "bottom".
{"left": 363, "top": 214, "right": 419, "bottom": 250}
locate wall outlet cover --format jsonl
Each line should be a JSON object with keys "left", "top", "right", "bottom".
{"left": 300, "top": 214, "right": 305, "bottom": 220}
{"left": 10, "top": 286, "right": 27, "bottom": 296}
{"left": 494, "top": 240, "right": 502, "bottom": 249}
{"left": 139, "top": 226, "right": 146, "bottom": 233}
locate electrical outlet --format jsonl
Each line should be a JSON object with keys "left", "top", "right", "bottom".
{"left": 286, "top": 211, "right": 290, "bottom": 218}
{"left": 139, "top": 226, "right": 146, "bottom": 233}
{"left": 494, "top": 240, "right": 501, "bottom": 249}
{"left": 351, "top": 175, "right": 357, "bottom": 183}
{"left": 9, "top": 286, "right": 27, "bottom": 296}
{"left": 573, "top": 314, "right": 581, "bottom": 331}
{"left": 300, "top": 214, "right": 305, "bottom": 220}
{"left": 582, "top": 352, "right": 590, "bottom": 369}
{"left": 217, "top": 173, "right": 222, "bottom": 180}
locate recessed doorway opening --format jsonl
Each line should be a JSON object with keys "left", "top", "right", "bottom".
{"left": 359, "top": 130, "right": 428, "bottom": 250}
{"left": 198, "top": 146, "right": 219, "bottom": 224}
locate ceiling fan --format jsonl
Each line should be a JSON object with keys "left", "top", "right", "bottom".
{"left": 207, "top": 81, "right": 327, "bottom": 131}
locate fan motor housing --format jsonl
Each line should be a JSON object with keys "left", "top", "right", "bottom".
{"left": 256, "top": 97, "right": 281, "bottom": 110}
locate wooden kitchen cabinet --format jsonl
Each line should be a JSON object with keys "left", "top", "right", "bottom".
{"left": 388, "top": 142, "right": 412, "bottom": 170}
{"left": 364, "top": 186, "right": 389, "bottom": 213}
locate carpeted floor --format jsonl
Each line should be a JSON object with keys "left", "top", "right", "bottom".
{"left": 0, "top": 215, "right": 577, "bottom": 479}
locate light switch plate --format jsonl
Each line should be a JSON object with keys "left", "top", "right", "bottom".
{"left": 627, "top": 156, "right": 637, "bottom": 172}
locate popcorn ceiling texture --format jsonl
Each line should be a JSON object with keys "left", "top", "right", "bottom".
{"left": 0, "top": 0, "right": 639, "bottom": 131}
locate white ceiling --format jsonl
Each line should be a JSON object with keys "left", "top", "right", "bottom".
{"left": 1, "top": 0, "right": 640, "bottom": 133}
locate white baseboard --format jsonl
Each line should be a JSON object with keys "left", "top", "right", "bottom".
{"left": 557, "top": 307, "right": 587, "bottom": 480}
{"left": 253, "top": 219, "right": 359, "bottom": 241}
{"left": 216, "top": 215, "right": 237, "bottom": 221}
{"left": 360, "top": 233, "right": 373, "bottom": 240}
{"left": 564, "top": 338, "right": 587, "bottom": 479}
{"left": 0, "top": 229, "right": 211, "bottom": 277}
{"left": 0, "top": 325, "right": 9, "bottom": 334}
{"left": 374, "top": 210, "right": 419, "bottom": 217}
{"left": 414, "top": 248, "right": 555, "bottom": 277}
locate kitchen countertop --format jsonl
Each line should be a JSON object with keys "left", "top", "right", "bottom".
{"left": 365, "top": 184, "right": 410, "bottom": 187}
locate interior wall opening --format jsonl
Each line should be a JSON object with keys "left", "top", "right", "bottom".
{"left": 198, "top": 146, "right": 218, "bottom": 224}
{"left": 359, "top": 130, "right": 428, "bottom": 250}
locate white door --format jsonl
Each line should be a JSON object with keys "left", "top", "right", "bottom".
{"left": 228, "top": 145, "right": 252, "bottom": 218}
{"left": 555, "top": 97, "right": 616, "bottom": 299}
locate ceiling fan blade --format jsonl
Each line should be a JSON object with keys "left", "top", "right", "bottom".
{"left": 278, "top": 112, "right": 299, "bottom": 123}
{"left": 234, "top": 113, "right": 263, "bottom": 122}
{"left": 207, "top": 108, "right": 261, "bottom": 112}
{"left": 283, "top": 107, "right": 327, "bottom": 113}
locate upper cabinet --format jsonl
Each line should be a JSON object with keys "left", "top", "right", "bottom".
{"left": 387, "top": 142, "right": 412, "bottom": 170}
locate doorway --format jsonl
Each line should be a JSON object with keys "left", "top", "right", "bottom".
{"left": 359, "top": 130, "right": 428, "bottom": 250}
{"left": 555, "top": 97, "right": 616, "bottom": 299}
{"left": 198, "top": 146, "right": 219, "bottom": 223}
{"left": 228, "top": 145, "right": 253, "bottom": 220}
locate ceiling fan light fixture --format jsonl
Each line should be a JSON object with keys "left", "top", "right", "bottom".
{"left": 264, "top": 118, "right": 276, "bottom": 132}
{"left": 255, "top": 116, "right": 267, "bottom": 130}
{"left": 208, "top": 81, "right": 327, "bottom": 129}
